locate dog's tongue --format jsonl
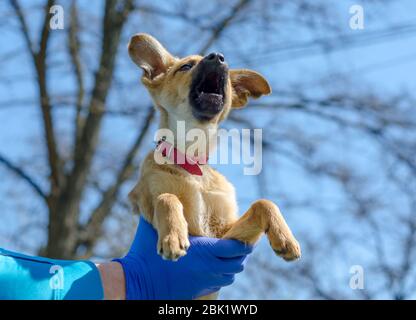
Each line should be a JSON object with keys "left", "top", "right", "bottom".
{"left": 198, "top": 92, "right": 223, "bottom": 105}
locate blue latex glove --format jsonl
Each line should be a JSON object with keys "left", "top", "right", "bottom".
{"left": 0, "top": 248, "right": 103, "bottom": 300}
{"left": 114, "top": 216, "right": 253, "bottom": 300}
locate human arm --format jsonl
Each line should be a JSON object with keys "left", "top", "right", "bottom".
{"left": 0, "top": 217, "right": 253, "bottom": 300}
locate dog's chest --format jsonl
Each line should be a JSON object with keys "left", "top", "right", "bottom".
{"left": 182, "top": 174, "right": 238, "bottom": 238}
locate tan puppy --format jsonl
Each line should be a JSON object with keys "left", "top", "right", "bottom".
{"left": 128, "top": 34, "right": 301, "bottom": 298}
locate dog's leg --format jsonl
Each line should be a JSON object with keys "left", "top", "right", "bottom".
{"left": 153, "top": 193, "right": 190, "bottom": 261}
{"left": 223, "top": 199, "right": 301, "bottom": 261}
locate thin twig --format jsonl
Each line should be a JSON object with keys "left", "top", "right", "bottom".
{"left": 0, "top": 153, "right": 48, "bottom": 200}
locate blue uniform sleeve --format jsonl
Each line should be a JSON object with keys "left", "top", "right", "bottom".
{"left": 0, "top": 248, "right": 103, "bottom": 300}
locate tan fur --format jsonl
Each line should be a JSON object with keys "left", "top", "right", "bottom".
{"left": 128, "top": 33, "right": 301, "bottom": 299}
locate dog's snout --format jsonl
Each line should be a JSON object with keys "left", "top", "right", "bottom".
{"left": 204, "top": 52, "right": 225, "bottom": 64}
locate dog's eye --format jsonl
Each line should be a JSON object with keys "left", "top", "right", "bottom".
{"left": 178, "top": 63, "right": 193, "bottom": 72}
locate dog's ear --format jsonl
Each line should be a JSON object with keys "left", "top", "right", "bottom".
{"left": 230, "top": 69, "right": 271, "bottom": 108}
{"left": 128, "top": 33, "right": 175, "bottom": 80}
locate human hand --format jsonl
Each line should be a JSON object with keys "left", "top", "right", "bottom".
{"left": 114, "top": 216, "right": 253, "bottom": 299}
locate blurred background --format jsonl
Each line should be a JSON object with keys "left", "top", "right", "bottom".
{"left": 0, "top": 0, "right": 415, "bottom": 299}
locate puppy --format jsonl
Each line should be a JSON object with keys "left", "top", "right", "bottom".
{"left": 127, "top": 34, "right": 301, "bottom": 299}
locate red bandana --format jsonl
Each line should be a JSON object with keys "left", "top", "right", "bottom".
{"left": 156, "top": 140, "right": 207, "bottom": 176}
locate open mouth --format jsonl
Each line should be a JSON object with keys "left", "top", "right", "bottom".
{"left": 190, "top": 66, "right": 228, "bottom": 121}
{"left": 196, "top": 72, "right": 225, "bottom": 106}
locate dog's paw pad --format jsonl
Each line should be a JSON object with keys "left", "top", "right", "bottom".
{"left": 157, "top": 233, "right": 190, "bottom": 261}
{"left": 268, "top": 233, "right": 301, "bottom": 262}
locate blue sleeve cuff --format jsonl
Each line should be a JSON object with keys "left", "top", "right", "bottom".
{"left": 0, "top": 248, "right": 104, "bottom": 300}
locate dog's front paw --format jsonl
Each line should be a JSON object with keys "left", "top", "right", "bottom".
{"left": 267, "top": 226, "right": 301, "bottom": 262}
{"left": 157, "top": 231, "right": 190, "bottom": 261}
{"left": 271, "top": 235, "right": 301, "bottom": 261}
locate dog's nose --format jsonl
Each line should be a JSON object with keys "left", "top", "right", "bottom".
{"left": 205, "top": 52, "right": 225, "bottom": 64}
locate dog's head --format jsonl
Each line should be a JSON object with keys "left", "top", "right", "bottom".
{"left": 128, "top": 33, "right": 271, "bottom": 124}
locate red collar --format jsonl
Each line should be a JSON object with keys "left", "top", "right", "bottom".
{"left": 156, "top": 139, "right": 207, "bottom": 176}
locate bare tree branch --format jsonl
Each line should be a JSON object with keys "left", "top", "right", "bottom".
{"left": 69, "top": 0, "right": 134, "bottom": 195}
{"left": 68, "top": 0, "right": 85, "bottom": 144}
{"left": 9, "top": 0, "right": 35, "bottom": 58}
{"left": 199, "top": 0, "right": 252, "bottom": 55}
{"left": 79, "top": 106, "right": 155, "bottom": 254}
{"left": 10, "top": 0, "right": 63, "bottom": 194}
{"left": 0, "top": 153, "right": 47, "bottom": 201}
{"left": 44, "top": 0, "right": 135, "bottom": 259}
{"left": 36, "top": 0, "right": 63, "bottom": 194}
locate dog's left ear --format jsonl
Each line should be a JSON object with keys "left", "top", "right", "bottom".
{"left": 230, "top": 69, "right": 271, "bottom": 108}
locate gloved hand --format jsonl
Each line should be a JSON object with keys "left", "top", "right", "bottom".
{"left": 114, "top": 216, "right": 253, "bottom": 300}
